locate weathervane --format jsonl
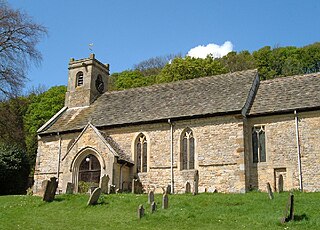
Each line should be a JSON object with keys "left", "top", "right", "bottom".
{"left": 89, "top": 43, "right": 94, "bottom": 52}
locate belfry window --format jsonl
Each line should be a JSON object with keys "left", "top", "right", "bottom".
{"left": 136, "top": 134, "right": 147, "bottom": 173}
{"left": 76, "top": 71, "right": 84, "bottom": 87}
{"left": 181, "top": 128, "right": 195, "bottom": 170}
{"left": 252, "top": 126, "right": 266, "bottom": 163}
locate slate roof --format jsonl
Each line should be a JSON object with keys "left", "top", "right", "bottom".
{"left": 250, "top": 72, "right": 320, "bottom": 115}
{"left": 39, "top": 69, "right": 258, "bottom": 134}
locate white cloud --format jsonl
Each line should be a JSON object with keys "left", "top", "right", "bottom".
{"left": 187, "top": 41, "right": 233, "bottom": 59}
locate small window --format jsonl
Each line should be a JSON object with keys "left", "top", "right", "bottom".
{"left": 136, "top": 134, "right": 147, "bottom": 173}
{"left": 76, "top": 71, "right": 84, "bottom": 87}
{"left": 181, "top": 128, "right": 195, "bottom": 170}
{"left": 252, "top": 126, "right": 266, "bottom": 163}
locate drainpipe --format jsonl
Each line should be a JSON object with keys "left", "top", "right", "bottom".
{"left": 57, "top": 133, "right": 62, "bottom": 188}
{"left": 168, "top": 119, "right": 174, "bottom": 194}
{"left": 294, "top": 110, "right": 303, "bottom": 192}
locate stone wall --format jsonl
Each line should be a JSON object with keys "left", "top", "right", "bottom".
{"left": 35, "top": 114, "right": 247, "bottom": 194}
{"left": 247, "top": 110, "right": 320, "bottom": 192}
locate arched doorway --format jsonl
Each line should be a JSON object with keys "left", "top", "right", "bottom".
{"left": 78, "top": 154, "right": 101, "bottom": 192}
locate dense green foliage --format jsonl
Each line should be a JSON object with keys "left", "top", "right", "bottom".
{"left": 0, "top": 192, "right": 319, "bottom": 229}
{"left": 109, "top": 42, "right": 320, "bottom": 90}
{"left": 24, "top": 86, "right": 66, "bottom": 169}
{"left": 0, "top": 144, "right": 29, "bottom": 195}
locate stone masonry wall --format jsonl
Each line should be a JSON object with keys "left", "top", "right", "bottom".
{"left": 247, "top": 110, "right": 320, "bottom": 192}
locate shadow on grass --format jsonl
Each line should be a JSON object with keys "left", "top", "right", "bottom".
{"left": 294, "top": 213, "right": 309, "bottom": 222}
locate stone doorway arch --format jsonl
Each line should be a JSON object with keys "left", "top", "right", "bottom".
{"left": 71, "top": 148, "right": 104, "bottom": 193}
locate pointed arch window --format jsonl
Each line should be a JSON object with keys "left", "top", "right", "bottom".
{"left": 76, "top": 71, "right": 84, "bottom": 87}
{"left": 252, "top": 126, "right": 266, "bottom": 163}
{"left": 136, "top": 134, "right": 147, "bottom": 173}
{"left": 181, "top": 128, "right": 195, "bottom": 170}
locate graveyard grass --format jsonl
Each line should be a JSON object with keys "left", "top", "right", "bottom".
{"left": 0, "top": 192, "right": 320, "bottom": 229}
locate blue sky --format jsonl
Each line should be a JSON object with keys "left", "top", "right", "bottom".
{"left": 8, "top": 0, "right": 320, "bottom": 91}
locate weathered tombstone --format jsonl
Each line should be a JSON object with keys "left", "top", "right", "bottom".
{"left": 148, "top": 190, "right": 154, "bottom": 204}
{"left": 66, "top": 182, "right": 74, "bottom": 194}
{"left": 138, "top": 204, "right": 145, "bottom": 219}
{"left": 193, "top": 170, "right": 199, "bottom": 195}
{"left": 166, "top": 184, "right": 171, "bottom": 195}
{"left": 43, "top": 177, "right": 58, "bottom": 202}
{"left": 278, "top": 175, "right": 284, "bottom": 193}
{"left": 87, "top": 187, "right": 102, "bottom": 205}
{"left": 40, "top": 180, "right": 49, "bottom": 197}
{"left": 89, "top": 186, "right": 98, "bottom": 195}
{"left": 100, "top": 174, "right": 110, "bottom": 194}
{"left": 109, "top": 185, "right": 116, "bottom": 194}
{"left": 162, "top": 194, "right": 168, "bottom": 209}
{"left": 280, "top": 193, "right": 294, "bottom": 224}
{"left": 266, "top": 182, "right": 274, "bottom": 200}
{"left": 151, "top": 201, "right": 157, "bottom": 213}
{"left": 132, "top": 179, "right": 143, "bottom": 194}
{"left": 185, "top": 181, "right": 191, "bottom": 193}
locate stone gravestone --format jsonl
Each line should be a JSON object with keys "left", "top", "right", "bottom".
{"left": 43, "top": 177, "right": 58, "bottom": 202}
{"left": 148, "top": 190, "right": 154, "bottom": 204}
{"left": 280, "top": 193, "right": 294, "bottom": 224}
{"left": 185, "top": 181, "right": 191, "bottom": 193}
{"left": 138, "top": 204, "right": 145, "bottom": 219}
{"left": 166, "top": 184, "right": 171, "bottom": 195}
{"left": 193, "top": 170, "right": 199, "bottom": 195}
{"left": 40, "top": 180, "right": 49, "bottom": 197}
{"left": 66, "top": 182, "right": 74, "bottom": 194}
{"left": 162, "top": 194, "right": 168, "bottom": 209}
{"left": 266, "top": 182, "right": 274, "bottom": 200}
{"left": 109, "top": 185, "right": 116, "bottom": 194}
{"left": 278, "top": 174, "right": 284, "bottom": 193}
{"left": 132, "top": 179, "right": 143, "bottom": 194}
{"left": 87, "top": 187, "right": 102, "bottom": 205}
{"left": 100, "top": 174, "right": 110, "bottom": 194}
{"left": 151, "top": 201, "right": 157, "bottom": 213}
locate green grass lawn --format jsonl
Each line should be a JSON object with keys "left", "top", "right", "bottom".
{"left": 0, "top": 191, "right": 319, "bottom": 229}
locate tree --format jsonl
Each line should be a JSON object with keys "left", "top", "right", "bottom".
{"left": 24, "top": 86, "right": 66, "bottom": 169}
{"left": 157, "top": 56, "right": 227, "bottom": 83}
{"left": 0, "top": 2, "right": 47, "bottom": 98}
{"left": 217, "top": 50, "right": 256, "bottom": 73}
{"left": 0, "top": 143, "right": 30, "bottom": 194}
{"left": 114, "top": 70, "right": 156, "bottom": 90}
{"left": 134, "top": 54, "right": 180, "bottom": 76}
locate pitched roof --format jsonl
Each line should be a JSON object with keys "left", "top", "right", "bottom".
{"left": 39, "top": 69, "right": 258, "bottom": 134}
{"left": 250, "top": 72, "right": 320, "bottom": 115}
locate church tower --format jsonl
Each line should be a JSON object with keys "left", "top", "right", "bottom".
{"left": 65, "top": 54, "right": 109, "bottom": 108}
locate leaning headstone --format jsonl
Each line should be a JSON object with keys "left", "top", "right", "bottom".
{"left": 280, "top": 193, "right": 294, "bottom": 224}
{"left": 148, "top": 190, "right": 154, "bottom": 204}
{"left": 185, "top": 181, "right": 191, "bottom": 193}
{"left": 87, "top": 187, "right": 102, "bottom": 205}
{"left": 100, "top": 174, "right": 110, "bottom": 194}
{"left": 109, "top": 185, "right": 116, "bottom": 194}
{"left": 193, "top": 170, "right": 199, "bottom": 195}
{"left": 278, "top": 175, "right": 284, "bottom": 193}
{"left": 266, "top": 182, "right": 274, "bottom": 200}
{"left": 40, "top": 180, "right": 49, "bottom": 196}
{"left": 151, "top": 201, "right": 157, "bottom": 213}
{"left": 166, "top": 184, "right": 171, "bottom": 195}
{"left": 66, "top": 182, "right": 74, "bottom": 194}
{"left": 89, "top": 186, "right": 98, "bottom": 195}
{"left": 138, "top": 204, "right": 145, "bottom": 219}
{"left": 162, "top": 194, "right": 168, "bottom": 209}
{"left": 43, "top": 177, "right": 58, "bottom": 202}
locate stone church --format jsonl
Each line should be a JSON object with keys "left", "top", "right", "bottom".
{"left": 33, "top": 54, "right": 320, "bottom": 194}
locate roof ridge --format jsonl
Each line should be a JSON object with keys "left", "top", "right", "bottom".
{"left": 105, "top": 69, "right": 258, "bottom": 95}
{"left": 261, "top": 72, "right": 320, "bottom": 84}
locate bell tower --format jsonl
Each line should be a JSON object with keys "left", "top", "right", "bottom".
{"left": 65, "top": 54, "right": 109, "bottom": 108}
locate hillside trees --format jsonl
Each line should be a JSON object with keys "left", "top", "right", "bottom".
{"left": 0, "top": 2, "right": 47, "bottom": 98}
{"left": 24, "top": 85, "right": 66, "bottom": 169}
